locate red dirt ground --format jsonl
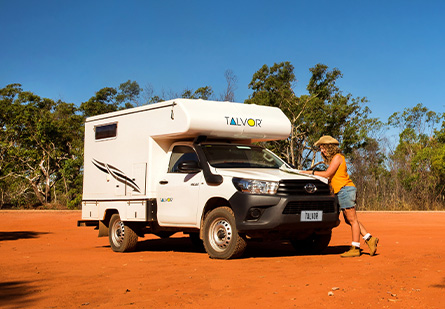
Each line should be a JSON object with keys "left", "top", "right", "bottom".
{"left": 0, "top": 211, "right": 444, "bottom": 308}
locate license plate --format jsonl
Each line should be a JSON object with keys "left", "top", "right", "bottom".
{"left": 301, "top": 210, "right": 323, "bottom": 222}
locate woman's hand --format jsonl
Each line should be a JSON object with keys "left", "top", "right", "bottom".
{"left": 298, "top": 154, "right": 342, "bottom": 178}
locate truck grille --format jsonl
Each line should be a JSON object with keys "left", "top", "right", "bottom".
{"left": 277, "top": 180, "right": 331, "bottom": 195}
{"left": 283, "top": 200, "right": 336, "bottom": 214}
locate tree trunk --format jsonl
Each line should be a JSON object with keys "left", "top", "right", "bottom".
{"left": 29, "top": 180, "right": 45, "bottom": 205}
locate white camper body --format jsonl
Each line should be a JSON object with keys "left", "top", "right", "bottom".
{"left": 80, "top": 99, "right": 339, "bottom": 259}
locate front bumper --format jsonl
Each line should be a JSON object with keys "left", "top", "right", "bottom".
{"left": 229, "top": 192, "right": 340, "bottom": 237}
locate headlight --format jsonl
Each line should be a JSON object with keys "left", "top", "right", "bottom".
{"left": 232, "top": 178, "right": 279, "bottom": 195}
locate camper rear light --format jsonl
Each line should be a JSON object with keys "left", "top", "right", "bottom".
{"left": 232, "top": 178, "right": 279, "bottom": 195}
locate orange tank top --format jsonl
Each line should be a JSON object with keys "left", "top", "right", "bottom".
{"left": 330, "top": 154, "right": 355, "bottom": 194}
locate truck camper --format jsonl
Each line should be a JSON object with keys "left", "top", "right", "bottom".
{"left": 78, "top": 98, "right": 340, "bottom": 259}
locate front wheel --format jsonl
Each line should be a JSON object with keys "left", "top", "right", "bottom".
{"left": 108, "top": 214, "right": 138, "bottom": 252}
{"left": 202, "top": 207, "right": 246, "bottom": 259}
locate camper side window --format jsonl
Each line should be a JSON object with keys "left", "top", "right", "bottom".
{"left": 95, "top": 123, "right": 117, "bottom": 140}
{"left": 168, "top": 146, "right": 199, "bottom": 173}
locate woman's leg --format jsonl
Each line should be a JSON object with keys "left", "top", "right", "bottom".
{"left": 348, "top": 212, "right": 379, "bottom": 256}
{"left": 358, "top": 220, "right": 379, "bottom": 256}
{"left": 340, "top": 207, "right": 362, "bottom": 257}
{"left": 342, "top": 207, "right": 360, "bottom": 243}
{"left": 342, "top": 211, "right": 350, "bottom": 225}
{"left": 359, "top": 222, "right": 369, "bottom": 237}
{"left": 344, "top": 212, "right": 369, "bottom": 237}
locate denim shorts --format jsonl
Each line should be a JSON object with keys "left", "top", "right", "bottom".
{"left": 336, "top": 186, "right": 357, "bottom": 210}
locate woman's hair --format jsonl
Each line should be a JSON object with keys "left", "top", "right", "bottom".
{"left": 320, "top": 144, "right": 341, "bottom": 164}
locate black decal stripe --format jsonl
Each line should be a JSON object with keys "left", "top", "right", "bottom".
{"left": 106, "top": 163, "right": 124, "bottom": 174}
{"left": 106, "top": 165, "right": 142, "bottom": 193}
{"left": 92, "top": 159, "right": 109, "bottom": 174}
{"left": 93, "top": 158, "right": 142, "bottom": 193}
{"left": 110, "top": 171, "right": 141, "bottom": 192}
{"left": 126, "top": 181, "right": 141, "bottom": 193}
{"left": 109, "top": 170, "right": 126, "bottom": 179}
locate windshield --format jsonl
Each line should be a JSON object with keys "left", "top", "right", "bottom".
{"left": 201, "top": 144, "right": 285, "bottom": 168}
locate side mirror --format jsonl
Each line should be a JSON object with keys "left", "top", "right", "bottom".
{"left": 178, "top": 161, "right": 201, "bottom": 173}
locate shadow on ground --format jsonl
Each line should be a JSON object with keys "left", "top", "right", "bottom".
{"left": 0, "top": 281, "right": 40, "bottom": 308}
{"left": 104, "top": 235, "right": 352, "bottom": 259}
{"left": 0, "top": 231, "right": 49, "bottom": 242}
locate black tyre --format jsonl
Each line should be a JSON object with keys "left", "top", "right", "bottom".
{"left": 291, "top": 232, "right": 332, "bottom": 255}
{"left": 108, "top": 214, "right": 138, "bottom": 252}
{"left": 202, "top": 207, "right": 246, "bottom": 259}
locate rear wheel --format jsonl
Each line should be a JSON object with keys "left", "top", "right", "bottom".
{"left": 203, "top": 207, "right": 246, "bottom": 259}
{"left": 291, "top": 232, "right": 331, "bottom": 255}
{"left": 109, "top": 214, "right": 138, "bottom": 252}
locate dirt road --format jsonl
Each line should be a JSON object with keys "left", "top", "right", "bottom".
{"left": 0, "top": 211, "right": 444, "bottom": 308}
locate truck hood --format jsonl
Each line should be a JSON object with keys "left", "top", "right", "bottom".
{"left": 215, "top": 166, "right": 328, "bottom": 184}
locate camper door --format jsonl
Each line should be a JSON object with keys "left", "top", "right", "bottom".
{"left": 156, "top": 145, "right": 202, "bottom": 225}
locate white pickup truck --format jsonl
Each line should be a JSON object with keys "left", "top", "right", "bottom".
{"left": 78, "top": 99, "right": 339, "bottom": 259}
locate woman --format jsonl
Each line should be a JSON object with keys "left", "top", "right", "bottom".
{"left": 300, "top": 135, "right": 379, "bottom": 257}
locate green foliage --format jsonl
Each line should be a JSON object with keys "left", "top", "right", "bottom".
{"left": 79, "top": 87, "right": 119, "bottom": 117}
{"left": 0, "top": 84, "right": 84, "bottom": 208}
{"left": 149, "top": 95, "right": 164, "bottom": 104}
{"left": 1, "top": 68, "right": 444, "bottom": 211}
{"left": 116, "top": 80, "right": 142, "bottom": 107}
{"left": 246, "top": 62, "right": 296, "bottom": 109}
{"left": 246, "top": 62, "right": 380, "bottom": 168}
{"left": 181, "top": 86, "right": 214, "bottom": 100}
{"left": 381, "top": 104, "right": 445, "bottom": 209}
{"left": 80, "top": 80, "right": 142, "bottom": 117}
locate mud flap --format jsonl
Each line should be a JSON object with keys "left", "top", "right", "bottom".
{"left": 98, "top": 220, "right": 109, "bottom": 237}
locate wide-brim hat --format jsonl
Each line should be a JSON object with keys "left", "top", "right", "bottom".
{"left": 314, "top": 135, "right": 339, "bottom": 146}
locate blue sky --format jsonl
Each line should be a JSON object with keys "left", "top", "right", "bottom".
{"left": 1, "top": 0, "right": 444, "bottom": 131}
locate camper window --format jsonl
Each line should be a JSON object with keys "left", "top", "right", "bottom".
{"left": 168, "top": 146, "right": 199, "bottom": 173}
{"left": 95, "top": 123, "right": 117, "bottom": 140}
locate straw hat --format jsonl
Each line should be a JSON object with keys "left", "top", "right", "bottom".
{"left": 314, "top": 135, "right": 339, "bottom": 146}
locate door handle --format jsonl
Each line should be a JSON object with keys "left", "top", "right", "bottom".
{"left": 159, "top": 180, "right": 168, "bottom": 185}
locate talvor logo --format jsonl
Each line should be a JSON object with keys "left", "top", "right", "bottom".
{"left": 225, "top": 116, "right": 262, "bottom": 127}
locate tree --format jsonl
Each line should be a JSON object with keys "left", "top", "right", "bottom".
{"left": 80, "top": 80, "right": 142, "bottom": 117}
{"left": 193, "top": 86, "right": 213, "bottom": 100}
{"left": 431, "top": 123, "right": 445, "bottom": 198}
{"left": 246, "top": 62, "right": 378, "bottom": 168}
{"left": 79, "top": 87, "right": 119, "bottom": 117}
{"left": 387, "top": 104, "right": 444, "bottom": 209}
{"left": 51, "top": 100, "right": 84, "bottom": 207}
{"left": 245, "top": 62, "right": 302, "bottom": 165}
{"left": 0, "top": 84, "right": 22, "bottom": 207}
{"left": 349, "top": 138, "right": 390, "bottom": 210}
{"left": 116, "top": 80, "right": 142, "bottom": 107}
{"left": 304, "top": 64, "right": 379, "bottom": 158}
{"left": 0, "top": 84, "right": 83, "bottom": 207}
{"left": 220, "top": 69, "right": 238, "bottom": 102}
{"left": 181, "top": 86, "right": 214, "bottom": 100}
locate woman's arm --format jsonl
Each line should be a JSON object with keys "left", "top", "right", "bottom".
{"left": 300, "top": 154, "right": 342, "bottom": 179}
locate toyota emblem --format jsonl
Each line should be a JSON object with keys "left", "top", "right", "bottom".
{"left": 304, "top": 183, "right": 317, "bottom": 194}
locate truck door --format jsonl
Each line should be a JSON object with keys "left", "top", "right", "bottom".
{"left": 156, "top": 145, "right": 203, "bottom": 225}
